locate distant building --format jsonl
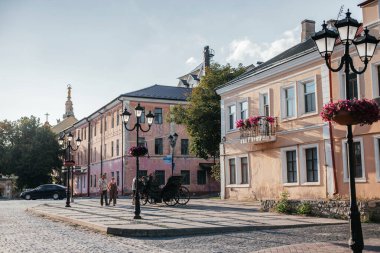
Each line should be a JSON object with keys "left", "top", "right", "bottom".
{"left": 68, "top": 84, "right": 219, "bottom": 196}
{"left": 51, "top": 85, "right": 78, "bottom": 135}
{"left": 61, "top": 46, "right": 220, "bottom": 196}
{"left": 177, "top": 46, "right": 214, "bottom": 88}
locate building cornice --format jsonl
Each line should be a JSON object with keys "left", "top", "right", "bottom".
{"left": 216, "top": 49, "right": 321, "bottom": 95}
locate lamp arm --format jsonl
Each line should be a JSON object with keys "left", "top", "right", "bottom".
{"left": 324, "top": 54, "right": 345, "bottom": 72}
{"left": 349, "top": 57, "right": 368, "bottom": 75}
{"left": 139, "top": 124, "right": 152, "bottom": 133}
{"left": 70, "top": 145, "right": 80, "bottom": 152}
{"left": 123, "top": 123, "right": 137, "bottom": 132}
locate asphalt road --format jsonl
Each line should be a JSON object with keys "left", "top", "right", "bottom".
{"left": 1, "top": 199, "right": 379, "bottom": 253}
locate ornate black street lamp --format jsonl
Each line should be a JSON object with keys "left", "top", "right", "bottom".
{"left": 312, "top": 10, "right": 379, "bottom": 253}
{"left": 58, "top": 132, "right": 81, "bottom": 208}
{"left": 121, "top": 103, "right": 154, "bottom": 219}
{"left": 168, "top": 133, "right": 178, "bottom": 176}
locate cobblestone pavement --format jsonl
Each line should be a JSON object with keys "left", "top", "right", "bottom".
{"left": 0, "top": 200, "right": 170, "bottom": 253}
{"left": 1, "top": 200, "right": 380, "bottom": 253}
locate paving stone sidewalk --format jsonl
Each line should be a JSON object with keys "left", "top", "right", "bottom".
{"left": 28, "top": 198, "right": 347, "bottom": 238}
{"left": 253, "top": 238, "right": 380, "bottom": 253}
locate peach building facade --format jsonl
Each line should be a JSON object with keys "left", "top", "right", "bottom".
{"left": 66, "top": 85, "right": 219, "bottom": 196}
{"left": 216, "top": 1, "right": 380, "bottom": 201}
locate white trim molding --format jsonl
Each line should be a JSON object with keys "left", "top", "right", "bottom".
{"left": 299, "top": 143, "right": 320, "bottom": 185}
{"left": 225, "top": 154, "right": 250, "bottom": 187}
{"left": 342, "top": 137, "right": 366, "bottom": 183}
{"left": 373, "top": 135, "right": 380, "bottom": 182}
{"left": 226, "top": 102, "right": 237, "bottom": 132}
{"left": 297, "top": 76, "right": 318, "bottom": 117}
{"left": 371, "top": 61, "right": 380, "bottom": 98}
{"left": 281, "top": 146, "right": 299, "bottom": 186}
{"left": 280, "top": 83, "right": 297, "bottom": 121}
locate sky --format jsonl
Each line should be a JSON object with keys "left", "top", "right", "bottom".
{"left": 0, "top": 0, "right": 362, "bottom": 123}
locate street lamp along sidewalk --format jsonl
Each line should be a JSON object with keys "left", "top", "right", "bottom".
{"left": 121, "top": 103, "right": 154, "bottom": 219}
{"left": 58, "top": 132, "right": 82, "bottom": 208}
{"left": 168, "top": 133, "right": 178, "bottom": 176}
{"left": 312, "top": 9, "right": 379, "bottom": 253}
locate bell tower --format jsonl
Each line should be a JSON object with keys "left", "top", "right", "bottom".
{"left": 63, "top": 84, "right": 74, "bottom": 119}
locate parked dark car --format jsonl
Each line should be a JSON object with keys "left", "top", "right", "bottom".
{"left": 20, "top": 184, "right": 67, "bottom": 200}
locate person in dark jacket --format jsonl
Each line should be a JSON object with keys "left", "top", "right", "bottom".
{"left": 108, "top": 177, "right": 118, "bottom": 206}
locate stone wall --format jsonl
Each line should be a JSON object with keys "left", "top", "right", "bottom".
{"left": 261, "top": 199, "right": 380, "bottom": 222}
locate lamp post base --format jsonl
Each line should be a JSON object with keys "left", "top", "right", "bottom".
{"left": 133, "top": 215, "right": 142, "bottom": 219}
{"left": 65, "top": 203, "right": 71, "bottom": 207}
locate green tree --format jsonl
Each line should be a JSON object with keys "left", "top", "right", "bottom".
{"left": 0, "top": 120, "right": 15, "bottom": 176}
{"left": 0, "top": 116, "right": 62, "bottom": 189}
{"left": 171, "top": 63, "right": 246, "bottom": 160}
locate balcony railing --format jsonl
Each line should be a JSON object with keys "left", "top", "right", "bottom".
{"left": 239, "top": 116, "right": 277, "bottom": 144}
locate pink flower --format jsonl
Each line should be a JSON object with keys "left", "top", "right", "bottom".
{"left": 236, "top": 119, "right": 245, "bottom": 129}
{"left": 249, "top": 116, "right": 261, "bottom": 126}
{"left": 321, "top": 99, "right": 379, "bottom": 125}
{"left": 266, "top": 116, "right": 275, "bottom": 124}
{"left": 129, "top": 146, "right": 148, "bottom": 157}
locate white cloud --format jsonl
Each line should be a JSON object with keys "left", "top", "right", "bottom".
{"left": 226, "top": 26, "right": 300, "bottom": 64}
{"left": 186, "top": 56, "right": 197, "bottom": 65}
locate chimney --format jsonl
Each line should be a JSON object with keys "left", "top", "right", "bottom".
{"left": 326, "top": 19, "right": 337, "bottom": 29}
{"left": 301, "top": 19, "right": 315, "bottom": 42}
{"left": 203, "top": 45, "right": 215, "bottom": 68}
{"left": 204, "top": 46, "right": 211, "bottom": 68}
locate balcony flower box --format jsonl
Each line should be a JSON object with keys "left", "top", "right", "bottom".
{"left": 237, "top": 116, "right": 277, "bottom": 144}
{"left": 129, "top": 146, "right": 148, "bottom": 157}
{"left": 236, "top": 116, "right": 276, "bottom": 130}
{"left": 321, "top": 99, "right": 379, "bottom": 126}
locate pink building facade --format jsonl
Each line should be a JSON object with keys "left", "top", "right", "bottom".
{"left": 67, "top": 85, "right": 219, "bottom": 196}
{"left": 216, "top": 2, "right": 380, "bottom": 201}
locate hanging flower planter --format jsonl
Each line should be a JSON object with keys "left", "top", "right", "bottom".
{"left": 321, "top": 99, "right": 380, "bottom": 126}
{"left": 331, "top": 110, "right": 361, "bottom": 125}
{"left": 129, "top": 146, "right": 148, "bottom": 157}
{"left": 236, "top": 116, "right": 276, "bottom": 130}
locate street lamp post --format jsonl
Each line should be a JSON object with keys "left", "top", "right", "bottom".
{"left": 58, "top": 132, "right": 81, "bottom": 208}
{"left": 121, "top": 103, "right": 154, "bottom": 219}
{"left": 312, "top": 10, "right": 379, "bottom": 253}
{"left": 168, "top": 133, "right": 178, "bottom": 176}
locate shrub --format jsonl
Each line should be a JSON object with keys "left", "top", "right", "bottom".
{"left": 276, "top": 191, "right": 290, "bottom": 214}
{"left": 296, "top": 202, "right": 312, "bottom": 215}
{"left": 210, "top": 163, "right": 220, "bottom": 182}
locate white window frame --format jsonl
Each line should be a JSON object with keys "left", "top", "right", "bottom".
{"left": 281, "top": 146, "right": 299, "bottom": 186}
{"left": 259, "top": 89, "right": 271, "bottom": 116}
{"left": 226, "top": 103, "right": 237, "bottom": 131}
{"left": 342, "top": 137, "right": 366, "bottom": 183}
{"left": 225, "top": 155, "right": 250, "bottom": 187}
{"left": 340, "top": 70, "right": 361, "bottom": 99}
{"left": 280, "top": 84, "right": 297, "bottom": 120}
{"left": 226, "top": 157, "right": 236, "bottom": 186}
{"left": 299, "top": 143, "right": 320, "bottom": 185}
{"left": 297, "top": 77, "right": 318, "bottom": 117}
{"left": 370, "top": 62, "right": 380, "bottom": 98}
{"left": 373, "top": 135, "right": 380, "bottom": 182}
{"left": 238, "top": 99, "right": 249, "bottom": 121}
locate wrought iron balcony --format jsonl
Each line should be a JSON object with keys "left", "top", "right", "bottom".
{"left": 239, "top": 116, "right": 277, "bottom": 144}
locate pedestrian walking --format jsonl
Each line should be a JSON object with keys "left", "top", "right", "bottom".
{"left": 108, "top": 177, "right": 118, "bottom": 206}
{"left": 132, "top": 177, "right": 136, "bottom": 205}
{"left": 98, "top": 174, "right": 108, "bottom": 206}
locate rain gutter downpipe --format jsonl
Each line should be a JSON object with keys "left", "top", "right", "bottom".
{"left": 328, "top": 57, "right": 338, "bottom": 195}
{"left": 99, "top": 111, "right": 104, "bottom": 175}
{"left": 85, "top": 117, "right": 91, "bottom": 197}
{"left": 118, "top": 97, "right": 124, "bottom": 196}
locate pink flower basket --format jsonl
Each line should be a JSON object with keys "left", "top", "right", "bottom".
{"left": 129, "top": 146, "right": 148, "bottom": 157}
{"left": 321, "top": 99, "right": 380, "bottom": 126}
